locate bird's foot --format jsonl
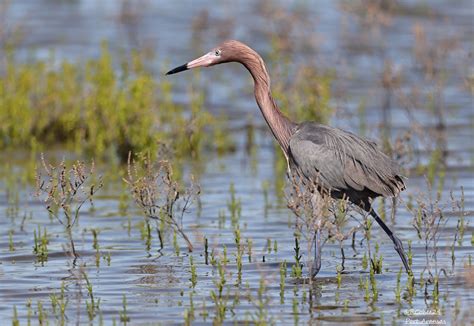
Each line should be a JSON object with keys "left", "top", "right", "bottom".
{"left": 311, "top": 261, "right": 321, "bottom": 279}
{"left": 391, "top": 234, "right": 412, "bottom": 276}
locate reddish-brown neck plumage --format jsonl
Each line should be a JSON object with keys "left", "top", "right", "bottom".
{"left": 223, "top": 41, "right": 296, "bottom": 155}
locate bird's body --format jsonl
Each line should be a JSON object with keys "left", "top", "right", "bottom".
{"left": 289, "top": 121, "right": 405, "bottom": 208}
{"left": 167, "top": 40, "right": 411, "bottom": 277}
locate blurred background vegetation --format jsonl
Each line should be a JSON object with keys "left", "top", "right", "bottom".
{"left": 0, "top": 0, "right": 341, "bottom": 166}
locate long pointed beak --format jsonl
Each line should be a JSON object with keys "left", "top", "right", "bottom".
{"left": 166, "top": 63, "right": 188, "bottom": 75}
{"left": 166, "top": 52, "right": 214, "bottom": 75}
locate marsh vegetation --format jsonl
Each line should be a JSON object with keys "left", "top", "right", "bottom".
{"left": 0, "top": 0, "right": 472, "bottom": 324}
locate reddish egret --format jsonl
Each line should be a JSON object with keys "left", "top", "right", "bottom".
{"left": 166, "top": 40, "right": 411, "bottom": 277}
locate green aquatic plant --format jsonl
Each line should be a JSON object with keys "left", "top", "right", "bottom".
{"left": 336, "top": 265, "right": 344, "bottom": 289}
{"left": 12, "top": 305, "right": 19, "bottom": 326}
{"left": 362, "top": 252, "right": 368, "bottom": 270}
{"left": 273, "top": 149, "right": 288, "bottom": 203}
{"left": 395, "top": 267, "right": 402, "bottom": 303}
{"left": 369, "top": 267, "right": 379, "bottom": 301}
{"left": 234, "top": 228, "right": 243, "bottom": 284}
{"left": 280, "top": 261, "right": 287, "bottom": 303}
{"left": 251, "top": 278, "right": 270, "bottom": 324}
{"left": 247, "top": 238, "right": 253, "bottom": 263}
{"left": 173, "top": 231, "right": 180, "bottom": 256}
{"left": 234, "top": 228, "right": 242, "bottom": 253}
{"left": 266, "top": 238, "right": 272, "bottom": 254}
{"left": 185, "top": 292, "right": 195, "bottom": 324}
{"left": 189, "top": 256, "right": 197, "bottom": 288}
{"left": 4, "top": 164, "right": 20, "bottom": 219}
{"left": 291, "top": 237, "right": 303, "bottom": 278}
{"left": 364, "top": 276, "right": 370, "bottom": 302}
{"left": 104, "top": 251, "right": 111, "bottom": 266}
{"left": 235, "top": 251, "right": 243, "bottom": 285}
{"left": 8, "top": 229, "right": 14, "bottom": 251}
{"left": 432, "top": 275, "right": 439, "bottom": 306}
{"left": 371, "top": 243, "right": 384, "bottom": 274}
{"left": 138, "top": 219, "right": 152, "bottom": 251}
{"left": 218, "top": 209, "right": 226, "bottom": 229}
{"left": 37, "top": 300, "right": 46, "bottom": 325}
{"left": 227, "top": 182, "right": 242, "bottom": 227}
{"left": 358, "top": 276, "right": 364, "bottom": 290}
{"left": 262, "top": 180, "right": 271, "bottom": 217}
{"left": 222, "top": 245, "right": 229, "bottom": 265}
{"left": 406, "top": 273, "right": 415, "bottom": 300}
{"left": 26, "top": 299, "right": 32, "bottom": 324}
{"left": 210, "top": 249, "right": 217, "bottom": 267}
{"left": 83, "top": 271, "right": 100, "bottom": 320}
{"left": 119, "top": 295, "right": 130, "bottom": 324}
{"left": 91, "top": 228, "right": 99, "bottom": 250}
{"left": 292, "top": 294, "right": 299, "bottom": 325}
{"left": 118, "top": 180, "right": 130, "bottom": 217}
{"left": 451, "top": 187, "right": 466, "bottom": 246}
{"left": 33, "top": 225, "right": 49, "bottom": 263}
{"left": 210, "top": 260, "right": 229, "bottom": 323}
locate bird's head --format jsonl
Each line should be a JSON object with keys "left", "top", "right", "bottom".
{"left": 166, "top": 40, "right": 248, "bottom": 75}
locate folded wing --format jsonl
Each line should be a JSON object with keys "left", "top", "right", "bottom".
{"left": 289, "top": 122, "right": 405, "bottom": 202}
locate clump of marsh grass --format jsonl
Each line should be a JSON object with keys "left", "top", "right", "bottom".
{"left": 0, "top": 42, "right": 234, "bottom": 162}
{"left": 33, "top": 225, "right": 49, "bottom": 264}
{"left": 82, "top": 270, "right": 101, "bottom": 321}
{"left": 210, "top": 260, "right": 230, "bottom": 324}
{"left": 410, "top": 182, "right": 447, "bottom": 280}
{"left": 408, "top": 180, "right": 468, "bottom": 304}
{"left": 286, "top": 175, "right": 359, "bottom": 277}
{"left": 35, "top": 156, "right": 103, "bottom": 259}
{"left": 49, "top": 282, "right": 68, "bottom": 323}
{"left": 124, "top": 152, "right": 199, "bottom": 252}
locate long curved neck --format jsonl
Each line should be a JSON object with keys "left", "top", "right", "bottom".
{"left": 237, "top": 48, "right": 296, "bottom": 155}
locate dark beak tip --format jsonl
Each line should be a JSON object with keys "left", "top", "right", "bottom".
{"left": 165, "top": 63, "right": 188, "bottom": 76}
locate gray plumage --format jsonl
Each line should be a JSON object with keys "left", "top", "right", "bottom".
{"left": 289, "top": 122, "right": 405, "bottom": 208}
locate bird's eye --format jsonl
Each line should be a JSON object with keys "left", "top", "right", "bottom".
{"left": 214, "top": 49, "right": 221, "bottom": 56}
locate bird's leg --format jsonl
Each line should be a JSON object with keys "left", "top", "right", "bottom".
{"left": 311, "top": 227, "right": 322, "bottom": 278}
{"left": 310, "top": 191, "right": 324, "bottom": 279}
{"left": 369, "top": 209, "right": 412, "bottom": 275}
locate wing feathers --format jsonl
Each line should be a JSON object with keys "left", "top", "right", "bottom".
{"left": 289, "top": 122, "right": 405, "bottom": 199}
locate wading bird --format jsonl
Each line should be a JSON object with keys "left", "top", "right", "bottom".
{"left": 166, "top": 40, "right": 411, "bottom": 278}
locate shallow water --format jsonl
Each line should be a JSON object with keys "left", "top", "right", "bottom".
{"left": 1, "top": 0, "right": 474, "bottom": 325}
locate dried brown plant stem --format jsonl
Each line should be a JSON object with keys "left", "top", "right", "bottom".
{"left": 286, "top": 173, "right": 357, "bottom": 276}
{"left": 35, "top": 155, "right": 103, "bottom": 259}
{"left": 124, "top": 152, "right": 199, "bottom": 252}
